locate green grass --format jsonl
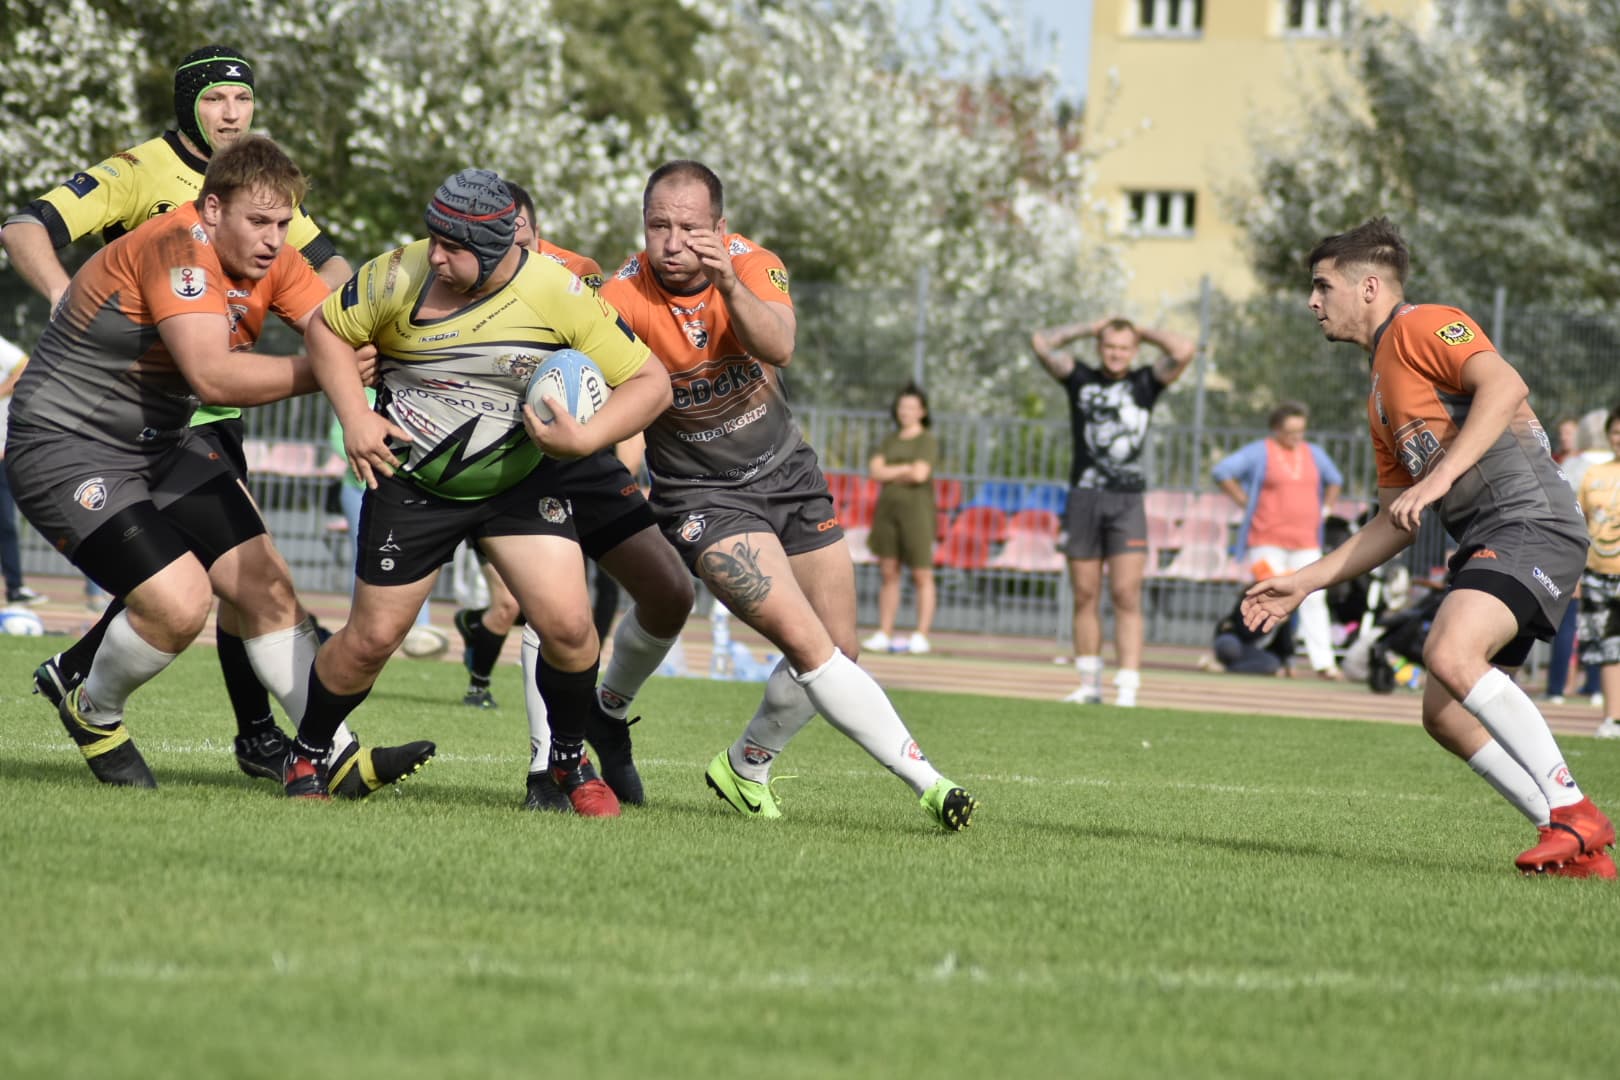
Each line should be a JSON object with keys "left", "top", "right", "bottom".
{"left": 3, "top": 634, "right": 1619, "bottom": 1080}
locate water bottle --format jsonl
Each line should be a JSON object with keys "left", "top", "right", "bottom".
{"left": 710, "top": 604, "right": 733, "bottom": 679}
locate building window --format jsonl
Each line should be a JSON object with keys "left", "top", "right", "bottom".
{"left": 1126, "top": 191, "right": 1197, "bottom": 237}
{"left": 1283, "top": 0, "right": 1345, "bottom": 36}
{"left": 1135, "top": 0, "right": 1204, "bottom": 36}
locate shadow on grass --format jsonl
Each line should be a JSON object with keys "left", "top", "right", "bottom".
{"left": 0, "top": 754, "right": 266, "bottom": 793}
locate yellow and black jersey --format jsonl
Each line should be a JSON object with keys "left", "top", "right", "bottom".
{"left": 322, "top": 240, "right": 650, "bottom": 501}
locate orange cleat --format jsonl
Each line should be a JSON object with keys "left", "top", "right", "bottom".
{"left": 1551, "top": 849, "right": 1618, "bottom": 881}
{"left": 1516, "top": 798, "right": 1615, "bottom": 873}
{"left": 550, "top": 753, "right": 621, "bottom": 818}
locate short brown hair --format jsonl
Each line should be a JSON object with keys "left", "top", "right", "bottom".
{"left": 1307, "top": 216, "right": 1409, "bottom": 287}
{"left": 1268, "top": 401, "right": 1309, "bottom": 430}
{"left": 198, "top": 133, "right": 308, "bottom": 209}
{"left": 643, "top": 160, "right": 723, "bottom": 219}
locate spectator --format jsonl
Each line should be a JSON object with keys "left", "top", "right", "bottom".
{"left": 1547, "top": 408, "right": 1613, "bottom": 703}
{"left": 1575, "top": 404, "right": 1620, "bottom": 739}
{"left": 1554, "top": 415, "right": 1580, "bottom": 465}
{"left": 0, "top": 334, "right": 47, "bottom": 605}
{"left": 1212, "top": 401, "right": 1345, "bottom": 679}
{"left": 862, "top": 381, "right": 939, "bottom": 655}
{"left": 1030, "top": 315, "right": 1196, "bottom": 707}
{"left": 1201, "top": 581, "right": 1295, "bottom": 677}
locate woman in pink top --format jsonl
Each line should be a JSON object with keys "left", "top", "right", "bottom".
{"left": 1212, "top": 402, "right": 1344, "bottom": 678}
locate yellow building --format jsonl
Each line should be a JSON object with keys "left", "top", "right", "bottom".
{"left": 1085, "top": 0, "right": 1432, "bottom": 316}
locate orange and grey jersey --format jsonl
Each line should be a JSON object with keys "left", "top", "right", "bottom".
{"left": 321, "top": 239, "right": 650, "bottom": 501}
{"left": 600, "top": 234, "right": 798, "bottom": 491}
{"left": 6, "top": 131, "right": 335, "bottom": 268}
{"left": 1367, "top": 302, "right": 1585, "bottom": 545}
{"left": 535, "top": 239, "right": 603, "bottom": 291}
{"left": 8, "top": 201, "right": 327, "bottom": 451}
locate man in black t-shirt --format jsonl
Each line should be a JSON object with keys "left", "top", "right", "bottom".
{"left": 1031, "top": 316, "right": 1196, "bottom": 706}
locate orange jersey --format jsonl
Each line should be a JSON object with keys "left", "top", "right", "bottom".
{"left": 1367, "top": 303, "right": 1584, "bottom": 543}
{"left": 10, "top": 201, "right": 328, "bottom": 449}
{"left": 600, "top": 234, "right": 797, "bottom": 488}
{"left": 535, "top": 239, "right": 603, "bottom": 290}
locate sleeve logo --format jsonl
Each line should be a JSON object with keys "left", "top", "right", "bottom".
{"left": 1435, "top": 321, "right": 1475, "bottom": 346}
{"left": 171, "top": 267, "right": 207, "bottom": 300}
{"left": 65, "top": 172, "right": 100, "bottom": 197}
{"left": 767, "top": 267, "right": 789, "bottom": 294}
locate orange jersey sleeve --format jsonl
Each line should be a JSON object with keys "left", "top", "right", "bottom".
{"left": 536, "top": 239, "right": 604, "bottom": 290}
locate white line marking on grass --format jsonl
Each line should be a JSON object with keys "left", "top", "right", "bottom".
{"left": 73, "top": 956, "right": 1620, "bottom": 1001}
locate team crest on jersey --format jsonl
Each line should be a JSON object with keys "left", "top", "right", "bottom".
{"left": 497, "top": 352, "right": 542, "bottom": 381}
{"left": 1435, "top": 321, "right": 1475, "bottom": 346}
{"left": 148, "top": 201, "right": 176, "bottom": 219}
{"left": 65, "top": 171, "right": 100, "bottom": 197}
{"left": 538, "top": 497, "right": 568, "bottom": 524}
{"left": 581, "top": 273, "right": 603, "bottom": 290}
{"left": 684, "top": 320, "right": 710, "bottom": 349}
{"left": 727, "top": 238, "right": 751, "bottom": 256}
{"left": 678, "top": 514, "right": 707, "bottom": 542}
{"left": 171, "top": 267, "right": 206, "bottom": 299}
{"left": 767, "top": 268, "right": 789, "bottom": 294}
{"left": 616, "top": 256, "right": 642, "bottom": 280}
{"left": 190, "top": 224, "right": 208, "bottom": 243}
{"left": 73, "top": 479, "right": 107, "bottom": 512}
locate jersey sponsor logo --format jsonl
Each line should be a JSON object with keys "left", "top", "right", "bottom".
{"left": 670, "top": 359, "right": 765, "bottom": 412}
{"left": 73, "top": 478, "right": 107, "bottom": 511}
{"left": 1370, "top": 372, "right": 1388, "bottom": 426}
{"left": 1435, "top": 321, "right": 1475, "bottom": 346}
{"left": 1532, "top": 566, "right": 1562, "bottom": 600}
{"left": 226, "top": 303, "right": 247, "bottom": 335}
{"left": 767, "top": 267, "right": 789, "bottom": 294}
{"left": 678, "top": 514, "right": 707, "bottom": 542}
{"left": 420, "top": 330, "right": 460, "bottom": 343}
{"left": 340, "top": 275, "right": 360, "bottom": 309}
{"left": 378, "top": 530, "right": 403, "bottom": 553}
{"left": 618, "top": 482, "right": 639, "bottom": 497}
{"left": 113, "top": 151, "right": 141, "bottom": 167}
{"left": 684, "top": 320, "right": 709, "bottom": 349}
{"left": 538, "top": 496, "right": 568, "bottom": 524}
{"left": 816, "top": 517, "right": 839, "bottom": 532}
{"left": 616, "top": 256, "right": 642, "bottom": 280}
{"left": 1470, "top": 548, "right": 1498, "bottom": 560}
{"left": 149, "top": 201, "right": 177, "bottom": 219}
{"left": 171, "top": 267, "right": 207, "bottom": 300}
{"left": 1393, "top": 418, "right": 1443, "bottom": 478}
{"left": 567, "top": 276, "right": 584, "bottom": 296}
{"left": 727, "top": 238, "right": 751, "bottom": 256}
{"left": 669, "top": 300, "right": 705, "bottom": 317}
{"left": 190, "top": 224, "right": 208, "bottom": 243}
{"left": 65, "top": 171, "right": 100, "bottom": 197}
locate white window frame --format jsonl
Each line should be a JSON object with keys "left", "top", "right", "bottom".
{"left": 1125, "top": 190, "right": 1198, "bottom": 238}
{"left": 1134, "top": 0, "right": 1204, "bottom": 37}
{"left": 1281, "top": 0, "right": 1347, "bottom": 38}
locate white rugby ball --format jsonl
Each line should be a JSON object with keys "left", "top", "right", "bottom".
{"left": 525, "top": 349, "right": 611, "bottom": 425}
{"left": 0, "top": 606, "right": 45, "bottom": 636}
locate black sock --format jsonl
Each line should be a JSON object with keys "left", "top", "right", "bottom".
{"left": 293, "top": 661, "right": 371, "bottom": 761}
{"left": 216, "top": 629, "right": 274, "bottom": 736}
{"left": 60, "top": 596, "right": 127, "bottom": 681}
{"left": 467, "top": 672, "right": 491, "bottom": 691}
{"left": 591, "top": 569, "right": 621, "bottom": 642}
{"left": 538, "top": 655, "right": 599, "bottom": 744}
{"left": 466, "top": 616, "right": 509, "bottom": 681}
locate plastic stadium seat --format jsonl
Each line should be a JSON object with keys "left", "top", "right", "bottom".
{"left": 1005, "top": 508, "right": 1061, "bottom": 537}
{"left": 963, "top": 480, "right": 1024, "bottom": 514}
{"left": 933, "top": 477, "right": 964, "bottom": 513}
{"left": 934, "top": 506, "right": 1007, "bottom": 571}
{"left": 1159, "top": 542, "right": 1235, "bottom": 580}
{"left": 1017, "top": 483, "right": 1068, "bottom": 515}
{"left": 1144, "top": 489, "right": 1190, "bottom": 522}
{"left": 1190, "top": 491, "right": 1242, "bottom": 525}
{"left": 843, "top": 525, "right": 876, "bottom": 565}
{"left": 990, "top": 509, "right": 1065, "bottom": 572}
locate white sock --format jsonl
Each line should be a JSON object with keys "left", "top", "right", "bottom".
{"left": 1461, "top": 668, "right": 1584, "bottom": 810}
{"left": 1114, "top": 668, "right": 1140, "bottom": 707}
{"left": 1466, "top": 739, "right": 1550, "bottom": 826}
{"left": 598, "top": 606, "right": 677, "bottom": 717}
{"left": 243, "top": 617, "right": 319, "bottom": 722}
{"left": 1075, "top": 654, "right": 1103, "bottom": 694}
{"left": 521, "top": 624, "right": 549, "bottom": 772}
{"left": 80, "top": 611, "right": 178, "bottom": 725}
{"left": 326, "top": 722, "right": 356, "bottom": 769}
{"left": 729, "top": 658, "right": 818, "bottom": 782}
{"left": 793, "top": 649, "right": 942, "bottom": 795}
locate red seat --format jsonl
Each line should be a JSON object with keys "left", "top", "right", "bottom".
{"left": 1005, "top": 508, "right": 1060, "bottom": 537}
{"left": 934, "top": 506, "right": 1007, "bottom": 571}
{"left": 934, "top": 477, "right": 963, "bottom": 513}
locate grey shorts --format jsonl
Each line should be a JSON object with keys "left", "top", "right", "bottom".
{"left": 652, "top": 441, "right": 843, "bottom": 571}
{"left": 5, "top": 425, "right": 236, "bottom": 558}
{"left": 1578, "top": 570, "right": 1620, "bottom": 666}
{"left": 1061, "top": 488, "right": 1147, "bottom": 560}
{"left": 1448, "top": 520, "right": 1587, "bottom": 661}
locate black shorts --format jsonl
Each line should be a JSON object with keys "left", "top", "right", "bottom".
{"left": 1061, "top": 488, "right": 1148, "bottom": 560}
{"left": 1578, "top": 570, "right": 1620, "bottom": 667}
{"left": 551, "top": 450, "right": 657, "bottom": 561}
{"left": 357, "top": 459, "right": 579, "bottom": 586}
{"left": 191, "top": 417, "right": 249, "bottom": 480}
{"left": 652, "top": 441, "right": 843, "bottom": 571}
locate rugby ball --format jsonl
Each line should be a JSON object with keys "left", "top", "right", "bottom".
{"left": 525, "top": 349, "right": 611, "bottom": 425}
{"left": 0, "top": 606, "right": 45, "bottom": 636}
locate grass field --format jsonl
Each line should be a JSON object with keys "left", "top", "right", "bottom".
{"left": 3, "top": 634, "right": 1619, "bottom": 1080}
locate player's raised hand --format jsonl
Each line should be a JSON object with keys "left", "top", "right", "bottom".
{"left": 685, "top": 228, "right": 737, "bottom": 293}
{"left": 1241, "top": 573, "right": 1306, "bottom": 634}
{"left": 344, "top": 410, "right": 410, "bottom": 489}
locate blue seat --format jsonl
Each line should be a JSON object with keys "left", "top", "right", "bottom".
{"left": 1018, "top": 483, "right": 1067, "bottom": 515}
{"left": 963, "top": 480, "right": 1024, "bottom": 514}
